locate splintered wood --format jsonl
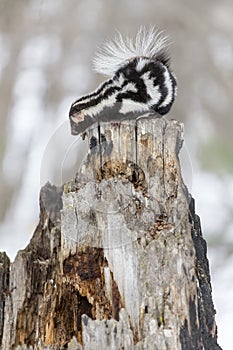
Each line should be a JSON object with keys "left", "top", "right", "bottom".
{"left": 0, "top": 116, "right": 222, "bottom": 350}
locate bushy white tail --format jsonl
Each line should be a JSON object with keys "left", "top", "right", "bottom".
{"left": 93, "top": 26, "right": 170, "bottom": 76}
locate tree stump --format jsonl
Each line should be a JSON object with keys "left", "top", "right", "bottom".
{"left": 0, "top": 116, "right": 222, "bottom": 350}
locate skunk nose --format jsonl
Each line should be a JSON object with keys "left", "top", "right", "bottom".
{"left": 69, "top": 110, "right": 93, "bottom": 136}
{"left": 69, "top": 116, "right": 80, "bottom": 135}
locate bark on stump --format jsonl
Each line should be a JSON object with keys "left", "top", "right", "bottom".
{"left": 0, "top": 116, "right": 222, "bottom": 350}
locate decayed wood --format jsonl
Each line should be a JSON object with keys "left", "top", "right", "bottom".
{"left": 0, "top": 252, "right": 10, "bottom": 346}
{"left": 0, "top": 116, "right": 222, "bottom": 350}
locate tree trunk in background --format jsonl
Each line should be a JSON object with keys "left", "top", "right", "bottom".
{"left": 0, "top": 116, "right": 222, "bottom": 350}
{"left": 0, "top": 252, "right": 10, "bottom": 346}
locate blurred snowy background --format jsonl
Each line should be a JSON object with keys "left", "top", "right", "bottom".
{"left": 0, "top": 0, "right": 232, "bottom": 348}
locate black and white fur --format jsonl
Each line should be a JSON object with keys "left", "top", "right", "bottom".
{"left": 69, "top": 26, "right": 177, "bottom": 135}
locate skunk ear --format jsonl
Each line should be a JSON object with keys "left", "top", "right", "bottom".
{"left": 93, "top": 26, "right": 170, "bottom": 77}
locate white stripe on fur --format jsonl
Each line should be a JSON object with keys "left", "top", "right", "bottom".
{"left": 159, "top": 67, "right": 173, "bottom": 108}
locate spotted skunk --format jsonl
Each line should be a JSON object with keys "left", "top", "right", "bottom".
{"left": 69, "top": 26, "right": 177, "bottom": 136}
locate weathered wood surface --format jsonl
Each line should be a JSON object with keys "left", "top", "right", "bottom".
{"left": 0, "top": 116, "right": 222, "bottom": 350}
{"left": 0, "top": 252, "right": 10, "bottom": 346}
